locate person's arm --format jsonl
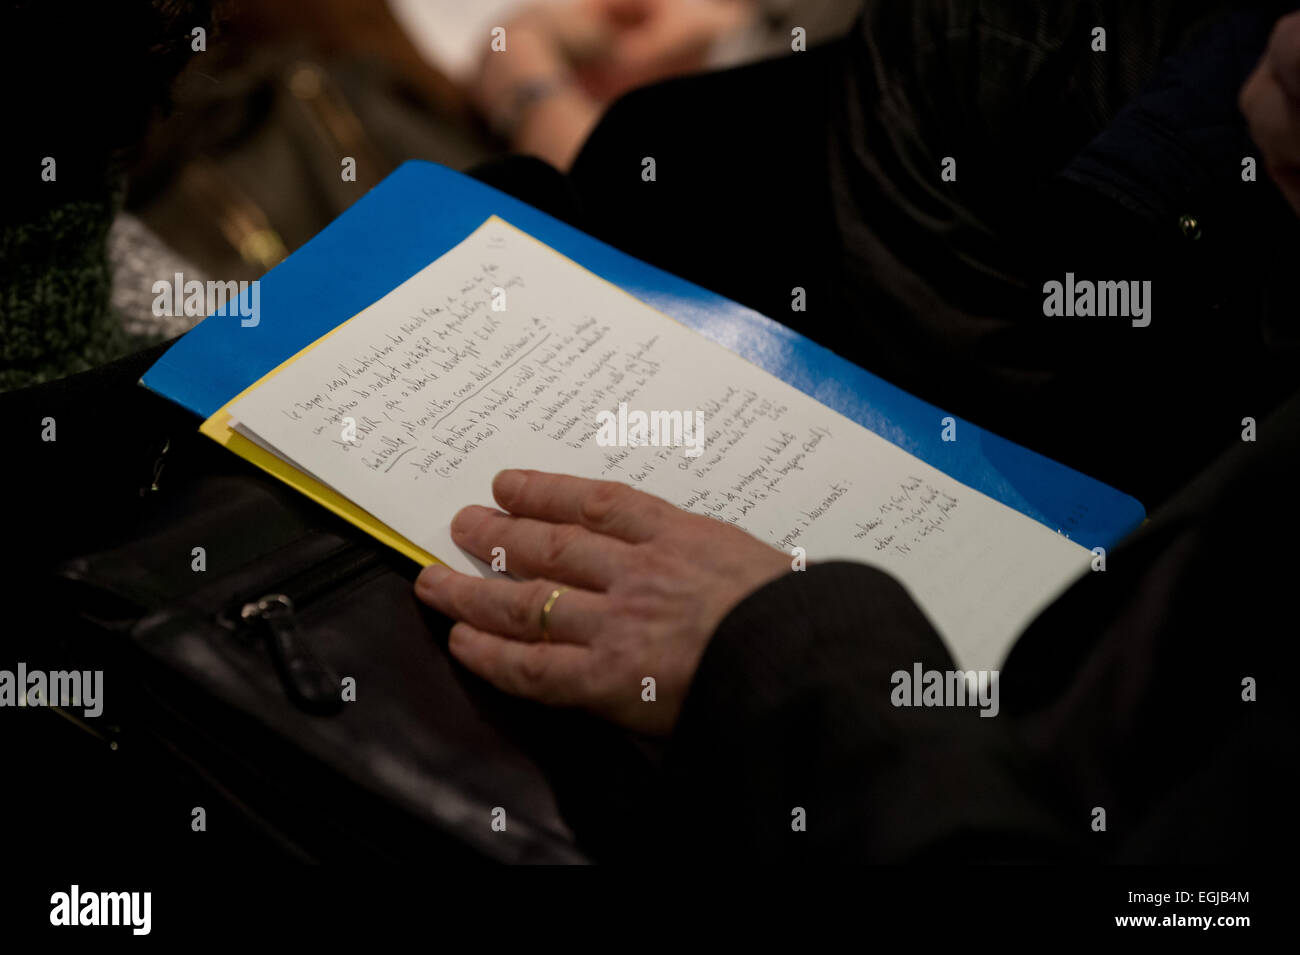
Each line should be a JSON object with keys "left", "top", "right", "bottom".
{"left": 412, "top": 470, "right": 1083, "bottom": 861}
{"left": 658, "top": 561, "right": 1082, "bottom": 862}
{"left": 471, "top": 16, "right": 605, "bottom": 172}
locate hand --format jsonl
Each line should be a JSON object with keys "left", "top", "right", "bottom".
{"left": 414, "top": 469, "right": 791, "bottom": 735}
{"left": 474, "top": 0, "right": 752, "bottom": 108}
{"left": 565, "top": 0, "right": 754, "bottom": 102}
{"left": 1241, "top": 11, "right": 1300, "bottom": 217}
{"left": 469, "top": 13, "right": 572, "bottom": 121}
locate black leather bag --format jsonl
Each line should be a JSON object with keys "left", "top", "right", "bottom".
{"left": 51, "top": 414, "right": 658, "bottom": 863}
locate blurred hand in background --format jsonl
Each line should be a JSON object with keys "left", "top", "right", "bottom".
{"left": 560, "top": 0, "right": 753, "bottom": 100}
{"left": 1242, "top": 10, "right": 1300, "bottom": 217}
{"left": 472, "top": 0, "right": 754, "bottom": 168}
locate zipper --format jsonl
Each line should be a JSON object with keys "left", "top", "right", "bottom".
{"left": 230, "top": 542, "right": 384, "bottom": 716}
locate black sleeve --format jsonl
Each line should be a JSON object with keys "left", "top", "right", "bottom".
{"left": 1005, "top": 4, "right": 1300, "bottom": 508}
{"left": 659, "top": 561, "right": 1087, "bottom": 863}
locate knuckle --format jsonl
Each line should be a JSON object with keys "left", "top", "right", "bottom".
{"left": 504, "top": 599, "right": 530, "bottom": 634}
{"left": 518, "top": 643, "right": 551, "bottom": 689}
{"left": 615, "top": 562, "right": 676, "bottom": 611}
{"left": 585, "top": 656, "right": 625, "bottom": 711}
{"left": 1275, "top": 11, "right": 1300, "bottom": 53}
{"left": 440, "top": 575, "right": 469, "bottom": 617}
{"left": 622, "top": 587, "right": 669, "bottom": 619}
{"left": 585, "top": 641, "right": 625, "bottom": 698}
{"left": 507, "top": 582, "right": 544, "bottom": 632}
{"left": 540, "top": 523, "right": 581, "bottom": 569}
{"left": 1239, "top": 71, "right": 1261, "bottom": 116}
{"left": 578, "top": 481, "right": 627, "bottom": 530}
{"left": 1270, "top": 15, "right": 1300, "bottom": 93}
{"left": 634, "top": 545, "right": 678, "bottom": 582}
{"left": 635, "top": 496, "right": 668, "bottom": 528}
{"left": 599, "top": 630, "right": 636, "bottom": 670}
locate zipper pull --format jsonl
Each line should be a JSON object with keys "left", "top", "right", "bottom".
{"left": 240, "top": 594, "right": 344, "bottom": 716}
{"left": 139, "top": 437, "right": 171, "bottom": 497}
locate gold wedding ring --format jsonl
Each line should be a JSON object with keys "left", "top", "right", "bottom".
{"left": 539, "top": 587, "right": 571, "bottom": 643}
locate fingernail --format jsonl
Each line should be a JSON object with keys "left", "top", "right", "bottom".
{"left": 494, "top": 469, "right": 525, "bottom": 503}
{"left": 451, "top": 505, "right": 491, "bottom": 536}
{"left": 447, "top": 622, "right": 469, "bottom": 656}
{"left": 416, "top": 564, "right": 450, "bottom": 594}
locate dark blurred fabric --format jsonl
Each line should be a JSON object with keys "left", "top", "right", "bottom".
{"left": 569, "top": 0, "right": 1300, "bottom": 510}
{"left": 4, "top": 0, "right": 1296, "bottom": 863}
{"left": 659, "top": 383, "right": 1300, "bottom": 862}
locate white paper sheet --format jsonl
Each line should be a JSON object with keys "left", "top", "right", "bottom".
{"left": 228, "top": 217, "right": 1091, "bottom": 669}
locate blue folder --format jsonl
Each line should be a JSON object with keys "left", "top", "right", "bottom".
{"left": 143, "top": 159, "right": 1145, "bottom": 549}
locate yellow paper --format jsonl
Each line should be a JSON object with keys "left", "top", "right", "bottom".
{"left": 200, "top": 372, "right": 439, "bottom": 568}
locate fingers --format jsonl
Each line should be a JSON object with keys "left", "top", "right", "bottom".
{"left": 699, "top": 0, "right": 754, "bottom": 33}
{"left": 415, "top": 564, "right": 605, "bottom": 645}
{"left": 448, "top": 621, "right": 593, "bottom": 707}
{"left": 589, "top": 0, "right": 653, "bottom": 27}
{"left": 1243, "top": 60, "right": 1300, "bottom": 160}
{"left": 1267, "top": 10, "right": 1300, "bottom": 102}
{"left": 1242, "top": 59, "right": 1300, "bottom": 215}
{"left": 492, "top": 469, "right": 673, "bottom": 542}
{"left": 449, "top": 503, "right": 633, "bottom": 590}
